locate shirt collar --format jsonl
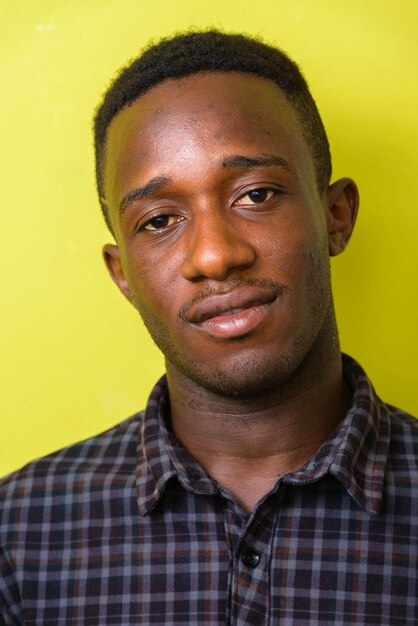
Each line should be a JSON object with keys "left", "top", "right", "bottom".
{"left": 136, "top": 377, "right": 218, "bottom": 517}
{"left": 136, "top": 355, "right": 390, "bottom": 516}
{"left": 282, "top": 355, "right": 390, "bottom": 514}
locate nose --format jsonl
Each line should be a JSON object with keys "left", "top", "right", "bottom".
{"left": 181, "top": 210, "right": 257, "bottom": 281}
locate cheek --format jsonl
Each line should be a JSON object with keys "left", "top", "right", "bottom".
{"left": 263, "top": 214, "right": 331, "bottom": 319}
{"left": 122, "top": 248, "right": 183, "bottom": 320}
{"left": 263, "top": 218, "right": 327, "bottom": 275}
{"left": 299, "top": 234, "right": 332, "bottom": 322}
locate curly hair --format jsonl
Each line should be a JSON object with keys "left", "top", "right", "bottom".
{"left": 94, "top": 30, "right": 332, "bottom": 231}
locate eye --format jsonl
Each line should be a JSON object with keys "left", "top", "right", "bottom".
{"left": 234, "top": 187, "right": 276, "bottom": 206}
{"left": 141, "top": 214, "right": 182, "bottom": 232}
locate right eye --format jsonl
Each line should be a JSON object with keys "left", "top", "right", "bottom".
{"left": 141, "top": 214, "right": 181, "bottom": 232}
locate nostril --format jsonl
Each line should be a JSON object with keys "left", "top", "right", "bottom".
{"left": 181, "top": 227, "right": 257, "bottom": 281}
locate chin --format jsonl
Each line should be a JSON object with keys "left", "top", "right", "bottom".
{"left": 168, "top": 340, "right": 313, "bottom": 399}
{"left": 137, "top": 290, "right": 338, "bottom": 399}
{"left": 166, "top": 308, "right": 339, "bottom": 399}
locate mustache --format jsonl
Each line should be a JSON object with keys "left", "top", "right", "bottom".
{"left": 178, "top": 278, "right": 288, "bottom": 321}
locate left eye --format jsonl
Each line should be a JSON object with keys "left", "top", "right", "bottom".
{"left": 235, "top": 188, "right": 275, "bottom": 205}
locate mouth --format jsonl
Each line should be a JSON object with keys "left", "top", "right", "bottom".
{"left": 183, "top": 285, "right": 281, "bottom": 339}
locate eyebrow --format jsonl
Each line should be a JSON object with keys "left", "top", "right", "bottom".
{"left": 221, "top": 154, "right": 292, "bottom": 171}
{"left": 118, "top": 154, "right": 291, "bottom": 215}
{"left": 119, "top": 175, "right": 171, "bottom": 214}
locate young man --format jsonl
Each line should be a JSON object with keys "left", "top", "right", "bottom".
{"left": 1, "top": 31, "right": 417, "bottom": 625}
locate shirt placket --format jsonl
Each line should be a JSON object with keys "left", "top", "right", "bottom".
{"left": 224, "top": 491, "right": 281, "bottom": 626}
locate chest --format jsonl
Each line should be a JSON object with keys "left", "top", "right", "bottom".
{"left": 6, "top": 478, "right": 418, "bottom": 626}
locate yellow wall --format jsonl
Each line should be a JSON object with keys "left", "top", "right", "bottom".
{"left": 1, "top": 0, "right": 417, "bottom": 477}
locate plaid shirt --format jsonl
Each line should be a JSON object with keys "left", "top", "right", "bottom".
{"left": 1, "top": 355, "right": 417, "bottom": 625}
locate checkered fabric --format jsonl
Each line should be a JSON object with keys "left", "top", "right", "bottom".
{"left": 1, "top": 355, "right": 417, "bottom": 625}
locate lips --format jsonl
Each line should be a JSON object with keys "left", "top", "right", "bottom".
{"left": 183, "top": 285, "right": 282, "bottom": 339}
{"left": 185, "top": 287, "right": 276, "bottom": 323}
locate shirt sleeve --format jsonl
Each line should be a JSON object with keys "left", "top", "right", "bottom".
{"left": 0, "top": 546, "right": 23, "bottom": 626}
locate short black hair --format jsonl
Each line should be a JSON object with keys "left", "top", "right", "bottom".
{"left": 94, "top": 30, "right": 332, "bottom": 232}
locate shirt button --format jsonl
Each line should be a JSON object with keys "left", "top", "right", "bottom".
{"left": 241, "top": 550, "right": 261, "bottom": 568}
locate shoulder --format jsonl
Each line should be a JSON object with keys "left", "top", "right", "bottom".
{"left": 386, "top": 404, "right": 418, "bottom": 467}
{"left": 0, "top": 414, "right": 145, "bottom": 622}
{"left": 387, "top": 403, "right": 418, "bottom": 444}
{"left": 380, "top": 404, "right": 418, "bottom": 505}
{"left": 0, "top": 412, "right": 143, "bottom": 530}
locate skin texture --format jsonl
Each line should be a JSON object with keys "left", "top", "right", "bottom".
{"left": 102, "top": 72, "right": 359, "bottom": 511}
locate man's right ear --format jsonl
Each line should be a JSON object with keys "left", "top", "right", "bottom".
{"left": 103, "top": 244, "right": 133, "bottom": 303}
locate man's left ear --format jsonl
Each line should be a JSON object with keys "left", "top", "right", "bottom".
{"left": 325, "top": 178, "right": 359, "bottom": 256}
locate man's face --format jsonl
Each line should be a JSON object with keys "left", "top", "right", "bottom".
{"left": 103, "top": 72, "right": 352, "bottom": 397}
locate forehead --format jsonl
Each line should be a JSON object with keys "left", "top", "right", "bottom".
{"left": 103, "top": 72, "right": 316, "bottom": 209}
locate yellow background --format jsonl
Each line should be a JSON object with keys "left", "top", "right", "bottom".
{"left": 1, "top": 0, "right": 417, "bottom": 477}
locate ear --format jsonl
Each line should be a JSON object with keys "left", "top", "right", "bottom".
{"left": 103, "top": 243, "right": 133, "bottom": 303}
{"left": 325, "top": 178, "right": 359, "bottom": 256}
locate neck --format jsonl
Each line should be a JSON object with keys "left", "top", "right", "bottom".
{"left": 165, "top": 326, "right": 351, "bottom": 511}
